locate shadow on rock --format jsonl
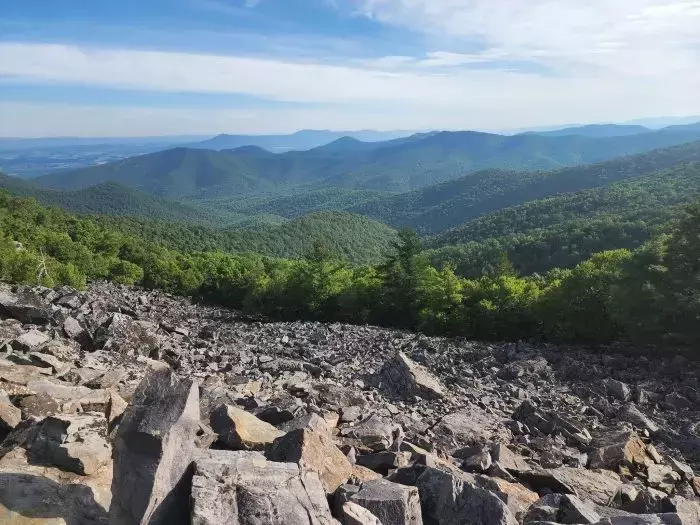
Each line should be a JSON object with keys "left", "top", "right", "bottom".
{"left": 0, "top": 472, "right": 108, "bottom": 524}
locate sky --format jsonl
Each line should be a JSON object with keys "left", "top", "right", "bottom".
{"left": 1, "top": 0, "right": 699, "bottom": 137}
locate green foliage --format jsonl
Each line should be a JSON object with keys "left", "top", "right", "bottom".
{"left": 0, "top": 190, "right": 698, "bottom": 352}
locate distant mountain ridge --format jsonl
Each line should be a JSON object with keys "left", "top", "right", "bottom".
{"left": 34, "top": 128, "right": 700, "bottom": 198}
{"left": 189, "top": 129, "right": 414, "bottom": 152}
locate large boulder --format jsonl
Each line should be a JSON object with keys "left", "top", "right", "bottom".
{"left": 341, "top": 414, "right": 401, "bottom": 452}
{"left": 0, "top": 289, "right": 51, "bottom": 324}
{"left": 349, "top": 478, "right": 423, "bottom": 525}
{"left": 12, "top": 329, "right": 51, "bottom": 352}
{"left": 341, "top": 501, "right": 384, "bottom": 525}
{"left": 380, "top": 352, "right": 444, "bottom": 400}
{"left": 524, "top": 493, "right": 601, "bottom": 524}
{"left": 432, "top": 405, "right": 510, "bottom": 455}
{"left": 414, "top": 466, "right": 517, "bottom": 525}
{"left": 267, "top": 428, "right": 353, "bottom": 493}
{"left": 191, "top": 450, "right": 335, "bottom": 525}
{"left": 109, "top": 368, "right": 199, "bottom": 525}
{"left": 588, "top": 431, "right": 649, "bottom": 470}
{"left": 211, "top": 404, "right": 284, "bottom": 450}
{"left": 519, "top": 467, "right": 622, "bottom": 506}
{"left": 27, "top": 413, "right": 111, "bottom": 475}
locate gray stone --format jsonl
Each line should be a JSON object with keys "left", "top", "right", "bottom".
{"left": 525, "top": 494, "right": 601, "bottom": 524}
{"left": 109, "top": 367, "right": 199, "bottom": 525}
{"left": 12, "top": 329, "right": 51, "bottom": 352}
{"left": 27, "top": 412, "right": 111, "bottom": 475}
{"left": 0, "top": 289, "right": 51, "bottom": 324}
{"left": 618, "top": 403, "right": 660, "bottom": 434}
{"left": 356, "top": 451, "right": 412, "bottom": 474}
{"left": 432, "top": 404, "right": 510, "bottom": 454}
{"left": 602, "top": 379, "right": 632, "bottom": 402}
{"left": 63, "top": 315, "right": 93, "bottom": 349}
{"left": 414, "top": 466, "right": 517, "bottom": 525}
{"left": 519, "top": 468, "right": 622, "bottom": 506}
{"left": 350, "top": 478, "right": 423, "bottom": 525}
{"left": 191, "top": 450, "right": 335, "bottom": 525}
{"left": 0, "top": 389, "right": 21, "bottom": 431}
{"left": 341, "top": 501, "right": 384, "bottom": 525}
{"left": 380, "top": 352, "right": 444, "bottom": 400}
{"left": 342, "top": 414, "right": 401, "bottom": 452}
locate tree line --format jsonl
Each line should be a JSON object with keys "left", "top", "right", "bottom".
{"left": 0, "top": 191, "right": 698, "bottom": 349}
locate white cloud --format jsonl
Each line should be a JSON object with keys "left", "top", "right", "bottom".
{"left": 358, "top": 0, "right": 700, "bottom": 76}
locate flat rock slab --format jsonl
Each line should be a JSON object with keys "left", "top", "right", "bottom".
{"left": 211, "top": 404, "right": 284, "bottom": 450}
{"left": 520, "top": 467, "right": 622, "bottom": 506}
{"left": 191, "top": 450, "right": 335, "bottom": 525}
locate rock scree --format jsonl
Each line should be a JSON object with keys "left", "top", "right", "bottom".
{"left": 0, "top": 281, "right": 697, "bottom": 524}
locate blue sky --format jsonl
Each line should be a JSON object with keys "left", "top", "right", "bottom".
{"left": 1, "top": 0, "right": 699, "bottom": 136}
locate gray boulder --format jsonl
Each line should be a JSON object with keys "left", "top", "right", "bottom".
{"left": 0, "top": 289, "right": 51, "bottom": 324}
{"left": 191, "top": 450, "right": 336, "bottom": 525}
{"left": 349, "top": 478, "right": 423, "bottom": 525}
{"left": 432, "top": 405, "right": 510, "bottom": 454}
{"left": 27, "top": 412, "right": 111, "bottom": 475}
{"left": 380, "top": 352, "right": 444, "bottom": 400}
{"left": 109, "top": 367, "right": 199, "bottom": 525}
{"left": 525, "top": 494, "right": 601, "bottom": 524}
{"left": 341, "top": 501, "right": 384, "bottom": 525}
{"left": 414, "top": 466, "right": 517, "bottom": 525}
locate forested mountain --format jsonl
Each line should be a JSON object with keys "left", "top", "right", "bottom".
{"left": 34, "top": 128, "right": 700, "bottom": 197}
{"left": 425, "top": 162, "right": 700, "bottom": 277}
{"left": 98, "top": 211, "right": 397, "bottom": 264}
{"left": 352, "top": 141, "right": 700, "bottom": 234}
{"left": 0, "top": 172, "right": 233, "bottom": 224}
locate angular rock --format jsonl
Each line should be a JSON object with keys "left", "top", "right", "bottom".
{"left": 341, "top": 501, "right": 384, "bottom": 525}
{"left": 602, "top": 379, "right": 632, "bottom": 402}
{"left": 211, "top": 404, "right": 284, "bottom": 450}
{"left": 12, "top": 329, "right": 51, "bottom": 352}
{"left": 491, "top": 443, "right": 531, "bottom": 474}
{"left": 280, "top": 412, "right": 332, "bottom": 433}
{"left": 356, "top": 451, "right": 412, "bottom": 474}
{"left": 350, "top": 478, "right": 423, "bottom": 525}
{"left": 267, "top": 428, "right": 353, "bottom": 493}
{"left": 432, "top": 404, "right": 510, "bottom": 454}
{"left": 647, "top": 464, "right": 682, "bottom": 493}
{"left": 342, "top": 414, "right": 401, "bottom": 452}
{"left": 0, "top": 390, "right": 20, "bottom": 432}
{"left": 519, "top": 467, "right": 622, "bottom": 506}
{"left": 414, "top": 466, "right": 517, "bottom": 525}
{"left": 525, "top": 493, "right": 601, "bottom": 524}
{"left": 618, "top": 403, "right": 660, "bottom": 434}
{"left": 110, "top": 368, "right": 199, "bottom": 525}
{"left": 380, "top": 352, "right": 444, "bottom": 400}
{"left": 191, "top": 450, "right": 335, "bottom": 525}
{"left": 0, "top": 289, "right": 51, "bottom": 324}
{"left": 63, "top": 315, "right": 94, "bottom": 349}
{"left": 588, "top": 431, "right": 648, "bottom": 470}
{"left": 27, "top": 412, "right": 111, "bottom": 475}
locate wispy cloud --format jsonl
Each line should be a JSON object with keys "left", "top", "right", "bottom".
{"left": 357, "top": 0, "right": 700, "bottom": 76}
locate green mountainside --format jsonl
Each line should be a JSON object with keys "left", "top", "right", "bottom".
{"left": 0, "top": 173, "right": 232, "bottom": 225}
{"left": 98, "top": 211, "right": 397, "bottom": 265}
{"left": 352, "top": 141, "right": 700, "bottom": 234}
{"left": 35, "top": 128, "right": 700, "bottom": 197}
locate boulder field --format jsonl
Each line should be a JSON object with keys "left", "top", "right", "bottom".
{"left": 0, "top": 281, "right": 698, "bottom": 524}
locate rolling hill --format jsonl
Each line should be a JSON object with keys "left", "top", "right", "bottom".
{"left": 0, "top": 173, "right": 234, "bottom": 224}
{"left": 100, "top": 211, "right": 397, "bottom": 265}
{"left": 35, "top": 128, "right": 700, "bottom": 198}
{"left": 522, "top": 124, "right": 650, "bottom": 138}
{"left": 351, "top": 141, "right": 700, "bottom": 234}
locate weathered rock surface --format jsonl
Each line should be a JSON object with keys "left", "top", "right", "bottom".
{"left": 109, "top": 368, "right": 199, "bottom": 525}
{"left": 380, "top": 352, "right": 444, "bottom": 400}
{"left": 349, "top": 478, "right": 423, "bottom": 525}
{"left": 0, "top": 281, "right": 697, "bottom": 524}
{"left": 267, "top": 428, "right": 353, "bottom": 493}
{"left": 211, "top": 404, "right": 284, "bottom": 450}
{"left": 191, "top": 450, "right": 335, "bottom": 525}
